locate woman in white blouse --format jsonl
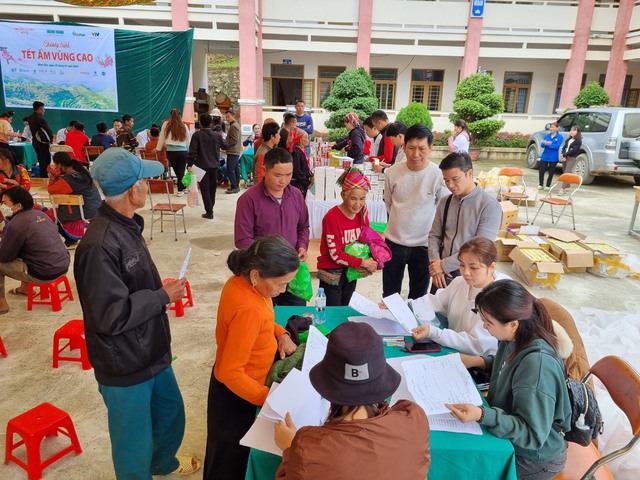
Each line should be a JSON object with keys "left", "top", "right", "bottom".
{"left": 447, "top": 119, "right": 470, "bottom": 154}
{"left": 410, "top": 236, "right": 508, "bottom": 355}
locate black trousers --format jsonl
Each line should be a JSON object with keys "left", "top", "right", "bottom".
{"left": 429, "top": 268, "right": 461, "bottom": 294}
{"left": 199, "top": 168, "right": 218, "bottom": 215}
{"left": 167, "top": 150, "right": 188, "bottom": 191}
{"left": 382, "top": 239, "right": 430, "bottom": 300}
{"left": 203, "top": 373, "right": 257, "bottom": 480}
{"left": 226, "top": 154, "right": 241, "bottom": 189}
{"left": 273, "top": 289, "right": 306, "bottom": 306}
{"left": 319, "top": 268, "right": 357, "bottom": 306}
{"left": 33, "top": 142, "right": 50, "bottom": 178}
{"left": 539, "top": 161, "right": 558, "bottom": 188}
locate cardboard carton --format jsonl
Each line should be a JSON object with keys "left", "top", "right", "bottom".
{"left": 541, "top": 229, "right": 593, "bottom": 269}
{"left": 579, "top": 240, "right": 627, "bottom": 278}
{"left": 495, "top": 231, "right": 520, "bottom": 262}
{"left": 509, "top": 245, "right": 565, "bottom": 289}
{"left": 499, "top": 201, "right": 519, "bottom": 231}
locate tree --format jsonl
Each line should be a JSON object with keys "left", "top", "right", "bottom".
{"left": 395, "top": 102, "right": 433, "bottom": 129}
{"left": 449, "top": 73, "right": 505, "bottom": 144}
{"left": 322, "top": 68, "right": 378, "bottom": 129}
{"left": 574, "top": 82, "right": 610, "bottom": 109}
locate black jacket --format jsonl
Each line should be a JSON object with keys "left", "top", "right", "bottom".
{"left": 334, "top": 125, "right": 366, "bottom": 164}
{"left": 26, "top": 112, "right": 53, "bottom": 147}
{"left": 561, "top": 138, "right": 582, "bottom": 158}
{"left": 74, "top": 202, "right": 172, "bottom": 387}
{"left": 188, "top": 127, "right": 224, "bottom": 169}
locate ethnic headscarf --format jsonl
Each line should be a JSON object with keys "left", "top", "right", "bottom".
{"left": 287, "top": 127, "right": 310, "bottom": 169}
{"left": 337, "top": 167, "right": 371, "bottom": 222}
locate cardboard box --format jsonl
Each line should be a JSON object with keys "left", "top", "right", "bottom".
{"left": 499, "top": 201, "right": 519, "bottom": 231}
{"left": 495, "top": 231, "right": 521, "bottom": 262}
{"left": 579, "top": 240, "right": 627, "bottom": 278}
{"left": 542, "top": 229, "right": 593, "bottom": 269}
{"left": 509, "top": 246, "right": 565, "bottom": 289}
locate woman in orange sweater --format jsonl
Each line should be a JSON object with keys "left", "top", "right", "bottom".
{"left": 204, "top": 235, "right": 300, "bottom": 480}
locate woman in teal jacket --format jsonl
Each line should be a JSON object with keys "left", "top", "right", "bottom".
{"left": 446, "top": 279, "right": 571, "bottom": 480}
{"left": 539, "top": 122, "right": 563, "bottom": 190}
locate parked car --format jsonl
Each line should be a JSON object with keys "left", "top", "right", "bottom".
{"left": 526, "top": 107, "right": 640, "bottom": 185}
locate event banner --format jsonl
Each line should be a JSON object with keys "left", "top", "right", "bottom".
{"left": 0, "top": 22, "right": 118, "bottom": 111}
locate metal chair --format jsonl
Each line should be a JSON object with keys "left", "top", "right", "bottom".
{"left": 499, "top": 167, "right": 530, "bottom": 222}
{"left": 141, "top": 150, "right": 170, "bottom": 179}
{"left": 49, "top": 194, "right": 87, "bottom": 224}
{"left": 82, "top": 146, "right": 104, "bottom": 164}
{"left": 532, "top": 173, "right": 582, "bottom": 230}
{"left": 554, "top": 356, "right": 640, "bottom": 480}
{"left": 49, "top": 144, "right": 74, "bottom": 154}
{"left": 148, "top": 179, "right": 187, "bottom": 242}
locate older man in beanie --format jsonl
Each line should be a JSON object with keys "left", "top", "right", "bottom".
{"left": 74, "top": 148, "right": 201, "bottom": 479}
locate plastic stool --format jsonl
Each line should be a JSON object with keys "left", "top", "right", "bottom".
{"left": 162, "top": 278, "right": 193, "bottom": 317}
{"left": 27, "top": 276, "right": 73, "bottom": 312}
{"left": 53, "top": 320, "right": 91, "bottom": 370}
{"left": 5, "top": 402, "right": 82, "bottom": 480}
{"left": 0, "top": 335, "right": 6, "bottom": 357}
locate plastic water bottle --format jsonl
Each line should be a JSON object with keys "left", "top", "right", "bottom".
{"left": 314, "top": 288, "right": 326, "bottom": 325}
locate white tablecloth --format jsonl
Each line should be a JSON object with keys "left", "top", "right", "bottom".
{"left": 306, "top": 196, "right": 388, "bottom": 238}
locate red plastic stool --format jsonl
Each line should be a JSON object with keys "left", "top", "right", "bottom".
{"left": 27, "top": 276, "right": 73, "bottom": 312}
{"left": 0, "top": 335, "right": 6, "bottom": 357}
{"left": 5, "top": 402, "right": 82, "bottom": 480}
{"left": 162, "top": 278, "right": 193, "bottom": 317}
{"left": 53, "top": 320, "right": 91, "bottom": 370}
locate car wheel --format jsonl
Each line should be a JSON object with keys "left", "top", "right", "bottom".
{"left": 574, "top": 153, "right": 595, "bottom": 185}
{"left": 526, "top": 144, "right": 539, "bottom": 169}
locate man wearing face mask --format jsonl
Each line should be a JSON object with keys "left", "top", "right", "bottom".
{"left": 0, "top": 186, "right": 70, "bottom": 315}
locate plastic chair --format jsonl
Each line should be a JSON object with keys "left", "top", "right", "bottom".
{"left": 162, "top": 278, "right": 194, "bottom": 317}
{"left": 555, "top": 356, "right": 640, "bottom": 480}
{"left": 5, "top": 402, "right": 82, "bottom": 479}
{"left": 53, "top": 320, "right": 91, "bottom": 370}
{"left": 148, "top": 179, "right": 187, "bottom": 242}
{"left": 0, "top": 335, "right": 6, "bottom": 357}
{"left": 499, "top": 167, "right": 530, "bottom": 222}
{"left": 27, "top": 276, "right": 74, "bottom": 312}
{"left": 532, "top": 173, "right": 582, "bottom": 229}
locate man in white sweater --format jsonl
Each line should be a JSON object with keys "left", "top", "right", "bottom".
{"left": 383, "top": 124, "right": 448, "bottom": 299}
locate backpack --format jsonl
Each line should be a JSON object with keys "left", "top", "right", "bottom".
{"left": 524, "top": 349, "right": 604, "bottom": 447}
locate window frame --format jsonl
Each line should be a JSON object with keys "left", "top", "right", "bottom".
{"left": 371, "top": 67, "right": 398, "bottom": 110}
{"left": 503, "top": 71, "right": 533, "bottom": 114}
{"left": 409, "top": 69, "right": 445, "bottom": 111}
{"left": 317, "top": 65, "right": 346, "bottom": 108}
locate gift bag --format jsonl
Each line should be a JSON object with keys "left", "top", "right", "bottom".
{"left": 182, "top": 171, "right": 200, "bottom": 207}
{"left": 287, "top": 261, "right": 313, "bottom": 301}
{"left": 345, "top": 241, "right": 371, "bottom": 282}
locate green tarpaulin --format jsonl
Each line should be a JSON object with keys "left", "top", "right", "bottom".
{"left": 0, "top": 21, "right": 193, "bottom": 134}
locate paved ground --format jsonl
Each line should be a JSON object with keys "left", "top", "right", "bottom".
{"left": 1, "top": 155, "right": 639, "bottom": 479}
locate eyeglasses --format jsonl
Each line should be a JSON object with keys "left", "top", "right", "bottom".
{"left": 444, "top": 172, "right": 469, "bottom": 185}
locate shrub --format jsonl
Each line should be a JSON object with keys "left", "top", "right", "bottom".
{"left": 327, "top": 127, "right": 349, "bottom": 142}
{"left": 449, "top": 73, "right": 505, "bottom": 143}
{"left": 395, "top": 102, "right": 433, "bottom": 129}
{"left": 573, "top": 82, "right": 610, "bottom": 108}
{"left": 432, "top": 130, "right": 450, "bottom": 147}
{"left": 322, "top": 68, "right": 378, "bottom": 129}
{"left": 476, "top": 131, "right": 530, "bottom": 148}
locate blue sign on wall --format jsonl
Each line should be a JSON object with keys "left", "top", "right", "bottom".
{"left": 471, "top": 0, "right": 485, "bottom": 18}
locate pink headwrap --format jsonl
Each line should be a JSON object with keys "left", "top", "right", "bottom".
{"left": 344, "top": 112, "right": 360, "bottom": 128}
{"left": 337, "top": 167, "right": 371, "bottom": 222}
{"left": 287, "top": 127, "right": 310, "bottom": 169}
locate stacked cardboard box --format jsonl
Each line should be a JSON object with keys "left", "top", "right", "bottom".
{"left": 541, "top": 229, "right": 594, "bottom": 273}
{"left": 580, "top": 240, "right": 627, "bottom": 278}
{"left": 509, "top": 246, "right": 565, "bottom": 289}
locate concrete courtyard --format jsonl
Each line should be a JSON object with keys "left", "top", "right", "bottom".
{"left": 1, "top": 155, "right": 639, "bottom": 479}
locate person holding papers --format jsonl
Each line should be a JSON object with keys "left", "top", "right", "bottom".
{"left": 274, "top": 322, "right": 430, "bottom": 479}
{"left": 317, "top": 168, "right": 378, "bottom": 306}
{"left": 446, "top": 280, "right": 571, "bottom": 480}
{"left": 410, "top": 237, "right": 507, "bottom": 355}
{"left": 204, "top": 236, "right": 300, "bottom": 480}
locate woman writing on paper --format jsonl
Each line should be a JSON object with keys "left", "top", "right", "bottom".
{"left": 446, "top": 279, "right": 571, "bottom": 480}
{"left": 204, "top": 236, "right": 300, "bottom": 480}
{"left": 316, "top": 168, "right": 378, "bottom": 306}
{"left": 274, "top": 321, "right": 430, "bottom": 479}
{"left": 411, "top": 236, "right": 507, "bottom": 355}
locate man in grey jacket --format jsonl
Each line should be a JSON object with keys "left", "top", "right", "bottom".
{"left": 428, "top": 152, "right": 501, "bottom": 290}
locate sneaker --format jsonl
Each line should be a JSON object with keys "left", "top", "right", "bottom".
{"left": 225, "top": 188, "right": 240, "bottom": 194}
{"left": 201, "top": 212, "right": 214, "bottom": 219}
{"left": 176, "top": 191, "right": 185, "bottom": 197}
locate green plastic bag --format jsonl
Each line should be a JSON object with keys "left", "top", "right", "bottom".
{"left": 182, "top": 171, "right": 193, "bottom": 188}
{"left": 345, "top": 241, "right": 371, "bottom": 282}
{"left": 287, "top": 261, "right": 313, "bottom": 301}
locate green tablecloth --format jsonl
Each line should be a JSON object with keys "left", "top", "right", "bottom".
{"left": 8, "top": 142, "right": 38, "bottom": 169}
{"left": 241, "top": 149, "right": 254, "bottom": 182}
{"left": 245, "top": 306, "right": 517, "bottom": 480}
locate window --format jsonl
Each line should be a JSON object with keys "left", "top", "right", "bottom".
{"left": 623, "top": 113, "right": 640, "bottom": 138}
{"left": 626, "top": 89, "right": 640, "bottom": 108}
{"left": 410, "top": 69, "right": 445, "bottom": 111}
{"left": 554, "top": 73, "right": 587, "bottom": 112}
{"left": 268, "top": 64, "right": 306, "bottom": 106}
{"left": 574, "top": 112, "right": 611, "bottom": 133}
{"left": 318, "top": 66, "right": 346, "bottom": 107}
{"left": 371, "top": 68, "right": 397, "bottom": 110}
{"left": 557, "top": 113, "right": 576, "bottom": 132}
{"left": 503, "top": 72, "right": 532, "bottom": 113}
{"left": 622, "top": 75, "right": 633, "bottom": 106}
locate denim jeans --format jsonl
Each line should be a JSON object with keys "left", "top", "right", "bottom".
{"left": 226, "top": 153, "right": 241, "bottom": 189}
{"left": 382, "top": 239, "right": 430, "bottom": 300}
{"left": 516, "top": 443, "right": 567, "bottom": 480}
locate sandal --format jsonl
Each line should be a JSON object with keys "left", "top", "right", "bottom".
{"left": 172, "top": 455, "right": 202, "bottom": 476}
{"left": 8, "top": 288, "right": 28, "bottom": 296}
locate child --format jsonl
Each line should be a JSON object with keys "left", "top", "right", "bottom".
{"left": 316, "top": 168, "right": 378, "bottom": 306}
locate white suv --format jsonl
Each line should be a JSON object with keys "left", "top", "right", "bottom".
{"left": 526, "top": 108, "right": 640, "bottom": 185}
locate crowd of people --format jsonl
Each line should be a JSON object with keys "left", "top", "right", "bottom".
{"left": 0, "top": 100, "right": 578, "bottom": 480}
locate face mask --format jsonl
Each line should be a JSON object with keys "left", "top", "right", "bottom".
{"left": 0, "top": 204, "right": 15, "bottom": 218}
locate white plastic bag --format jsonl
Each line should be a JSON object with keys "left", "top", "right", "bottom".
{"left": 187, "top": 174, "right": 200, "bottom": 207}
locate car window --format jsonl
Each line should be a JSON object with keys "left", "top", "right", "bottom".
{"left": 574, "top": 113, "right": 592, "bottom": 132}
{"left": 622, "top": 113, "right": 640, "bottom": 138}
{"left": 589, "top": 113, "right": 611, "bottom": 133}
{"left": 557, "top": 114, "right": 575, "bottom": 132}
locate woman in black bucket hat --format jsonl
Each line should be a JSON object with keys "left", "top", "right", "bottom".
{"left": 274, "top": 322, "right": 431, "bottom": 479}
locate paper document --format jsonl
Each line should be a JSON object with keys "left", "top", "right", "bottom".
{"left": 190, "top": 165, "right": 206, "bottom": 182}
{"left": 348, "top": 316, "right": 408, "bottom": 337}
{"left": 401, "top": 354, "right": 483, "bottom": 416}
{"left": 301, "top": 326, "right": 328, "bottom": 372}
{"left": 239, "top": 415, "right": 282, "bottom": 456}
{"left": 349, "top": 292, "right": 394, "bottom": 320}
{"left": 428, "top": 413, "right": 483, "bottom": 435}
{"left": 382, "top": 293, "right": 419, "bottom": 333}
{"left": 179, "top": 247, "right": 192, "bottom": 280}
{"left": 407, "top": 297, "right": 438, "bottom": 326}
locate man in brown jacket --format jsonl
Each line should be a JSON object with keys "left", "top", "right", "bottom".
{"left": 224, "top": 109, "right": 242, "bottom": 194}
